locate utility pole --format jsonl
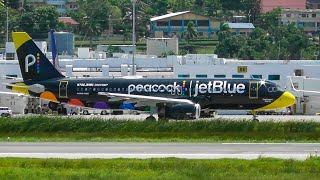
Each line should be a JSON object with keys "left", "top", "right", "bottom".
{"left": 108, "top": 15, "right": 112, "bottom": 34}
{"left": 278, "top": 41, "right": 281, "bottom": 60}
{"left": 131, "top": 0, "right": 137, "bottom": 76}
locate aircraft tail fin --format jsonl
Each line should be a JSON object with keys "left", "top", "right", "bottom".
{"left": 12, "top": 32, "right": 65, "bottom": 82}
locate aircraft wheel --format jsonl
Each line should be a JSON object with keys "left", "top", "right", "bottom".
{"left": 145, "top": 116, "right": 156, "bottom": 122}
{"left": 83, "top": 110, "right": 89, "bottom": 115}
{"left": 71, "top": 112, "right": 77, "bottom": 115}
{"left": 100, "top": 110, "right": 108, "bottom": 115}
{"left": 253, "top": 118, "right": 259, "bottom": 122}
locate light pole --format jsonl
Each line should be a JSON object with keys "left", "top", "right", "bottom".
{"left": 131, "top": 0, "right": 137, "bottom": 76}
{"left": 6, "top": 3, "right": 9, "bottom": 42}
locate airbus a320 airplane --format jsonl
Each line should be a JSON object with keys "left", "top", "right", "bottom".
{"left": 7, "top": 32, "right": 296, "bottom": 121}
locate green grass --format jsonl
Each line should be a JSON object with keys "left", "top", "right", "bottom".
{"left": 0, "top": 157, "right": 320, "bottom": 179}
{"left": 1, "top": 116, "right": 320, "bottom": 142}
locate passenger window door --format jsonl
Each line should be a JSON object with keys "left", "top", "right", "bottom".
{"left": 59, "top": 81, "right": 68, "bottom": 98}
{"left": 249, "top": 81, "right": 258, "bottom": 99}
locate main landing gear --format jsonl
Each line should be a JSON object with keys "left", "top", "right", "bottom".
{"left": 145, "top": 106, "right": 157, "bottom": 122}
{"left": 145, "top": 105, "right": 168, "bottom": 122}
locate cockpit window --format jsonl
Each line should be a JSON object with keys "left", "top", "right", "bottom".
{"left": 276, "top": 85, "right": 284, "bottom": 92}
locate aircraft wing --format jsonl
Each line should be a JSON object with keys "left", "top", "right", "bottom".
{"left": 98, "top": 92, "right": 194, "bottom": 106}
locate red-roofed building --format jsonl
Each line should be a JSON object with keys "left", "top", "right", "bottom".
{"left": 262, "top": 0, "right": 306, "bottom": 12}
{"left": 58, "top": 17, "right": 79, "bottom": 25}
{"left": 58, "top": 17, "right": 79, "bottom": 32}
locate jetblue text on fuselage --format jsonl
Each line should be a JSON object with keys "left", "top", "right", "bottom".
{"left": 128, "top": 80, "right": 246, "bottom": 96}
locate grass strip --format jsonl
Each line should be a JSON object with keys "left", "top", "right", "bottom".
{"left": 1, "top": 116, "right": 320, "bottom": 142}
{"left": 0, "top": 157, "right": 320, "bottom": 179}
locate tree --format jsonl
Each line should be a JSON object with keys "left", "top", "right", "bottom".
{"left": 182, "top": 21, "right": 199, "bottom": 43}
{"left": 243, "top": 0, "right": 261, "bottom": 23}
{"left": 169, "top": 0, "right": 195, "bottom": 12}
{"left": 4, "top": 0, "right": 20, "bottom": 9}
{"left": 220, "top": 0, "right": 244, "bottom": 12}
{"left": 74, "top": 0, "right": 112, "bottom": 47}
{"left": 122, "top": 0, "right": 150, "bottom": 40}
{"left": 19, "top": 6, "right": 59, "bottom": 39}
{"left": 216, "top": 22, "right": 230, "bottom": 41}
{"left": 181, "top": 21, "right": 199, "bottom": 53}
{"left": 204, "top": 0, "right": 221, "bottom": 17}
{"left": 255, "top": 8, "right": 281, "bottom": 29}
{"left": 215, "top": 35, "right": 246, "bottom": 58}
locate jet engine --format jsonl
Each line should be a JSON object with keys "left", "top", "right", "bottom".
{"left": 163, "top": 103, "right": 201, "bottom": 120}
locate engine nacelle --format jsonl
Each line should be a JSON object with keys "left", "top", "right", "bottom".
{"left": 165, "top": 103, "right": 201, "bottom": 119}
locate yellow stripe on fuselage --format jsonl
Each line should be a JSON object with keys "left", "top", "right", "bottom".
{"left": 12, "top": 32, "right": 31, "bottom": 50}
{"left": 256, "top": 91, "right": 296, "bottom": 110}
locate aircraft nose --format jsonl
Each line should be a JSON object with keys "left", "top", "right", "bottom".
{"left": 279, "top": 91, "right": 296, "bottom": 108}
{"left": 257, "top": 91, "right": 296, "bottom": 111}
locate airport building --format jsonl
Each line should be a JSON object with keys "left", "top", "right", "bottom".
{"left": 1, "top": 49, "right": 320, "bottom": 115}
{"left": 150, "top": 11, "right": 220, "bottom": 39}
{"left": 281, "top": 9, "right": 320, "bottom": 34}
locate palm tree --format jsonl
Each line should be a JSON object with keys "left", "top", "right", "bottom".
{"left": 122, "top": 28, "right": 132, "bottom": 44}
{"left": 181, "top": 21, "right": 199, "bottom": 54}
{"left": 81, "top": 17, "right": 102, "bottom": 48}
{"left": 182, "top": 21, "right": 199, "bottom": 43}
{"left": 216, "top": 22, "right": 230, "bottom": 41}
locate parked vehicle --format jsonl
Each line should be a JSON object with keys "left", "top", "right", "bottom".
{"left": 0, "top": 107, "right": 12, "bottom": 117}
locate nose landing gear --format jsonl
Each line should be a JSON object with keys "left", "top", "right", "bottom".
{"left": 251, "top": 110, "right": 259, "bottom": 122}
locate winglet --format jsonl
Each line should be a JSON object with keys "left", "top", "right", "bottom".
{"left": 12, "top": 32, "right": 32, "bottom": 50}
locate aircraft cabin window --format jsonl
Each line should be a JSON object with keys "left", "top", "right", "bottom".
{"left": 268, "top": 75, "right": 280, "bottom": 81}
{"left": 122, "top": 88, "right": 124, "bottom": 91}
{"left": 97, "top": 88, "right": 100, "bottom": 91}
{"left": 252, "top": 75, "right": 262, "bottom": 79}
{"left": 93, "top": 88, "right": 96, "bottom": 91}
{"left": 178, "top": 74, "right": 190, "bottom": 78}
{"left": 85, "top": 88, "right": 88, "bottom": 91}
{"left": 232, "top": 75, "right": 244, "bottom": 78}
{"left": 118, "top": 88, "right": 120, "bottom": 91}
{"left": 196, "top": 74, "right": 207, "bottom": 78}
{"left": 81, "top": 88, "right": 83, "bottom": 91}
{"left": 214, "top": 75, "right": 226, "bottom": 78}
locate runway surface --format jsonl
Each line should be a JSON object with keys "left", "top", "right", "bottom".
{"left": 0, "top": 142, "right": 319, "bottom": 160}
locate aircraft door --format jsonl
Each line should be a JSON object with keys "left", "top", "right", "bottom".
{"left": 59, "top": 81, "right": 68, "bottom": 98}
{"left": 249, "top": 82, "right": 258, "bottom": 99}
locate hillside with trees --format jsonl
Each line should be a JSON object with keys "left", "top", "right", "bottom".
{"left": 0, "top": 0, "right": 319, "bottom": 59}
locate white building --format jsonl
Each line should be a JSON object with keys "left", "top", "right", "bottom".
{"left": 147, "top": 38, "right": 179, "bottom": 56}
